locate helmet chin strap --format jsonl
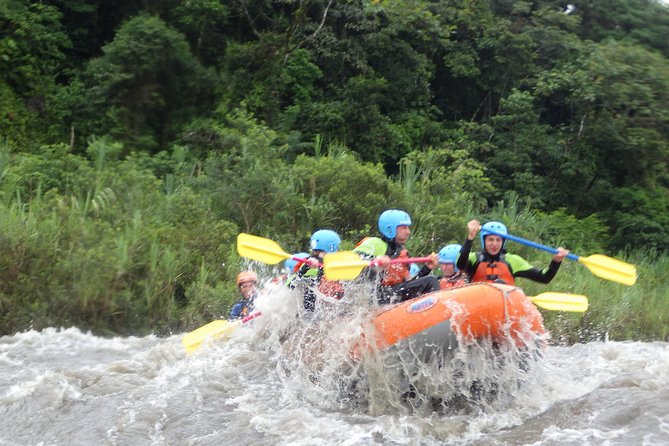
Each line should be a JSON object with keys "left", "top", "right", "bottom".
{"left": 380, "top": 233, "right": 394, "bottom": 244}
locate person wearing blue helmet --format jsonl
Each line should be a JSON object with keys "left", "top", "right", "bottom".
{"left": 437, "top": 244, "right": 467, "bottom": 289}
{"left": 292, "top": 229, "right": 344, "bottom": 312}
{"left": 271, "top": 252, "right": 310, "bottom": 286}
{"left": 409, "top": 263, "right": 421, "bottom": 279}
{"left": 284, "top": 252, "right": 310, "bottom": 275}
{"left": 353, "top": 209, "right": 440, "bottom": 304}
{"left": 456, "top": 219, "right": 569, "bottom": 285}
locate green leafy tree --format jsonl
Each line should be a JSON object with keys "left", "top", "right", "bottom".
{"left": 66, "top": 14, "right": 215, "bottom": 152}
{"left": 162, "top": 0, "right": 231, "bottom": 65}
{"left": 397, "top": 136, "right": 493, "bottom": 252}
{"left": 43, "top": 0, "right": 142, "bottom": 62}
{"left": 473, "top": 89, "right": 565, "bottom": 208}
{"left": 610, "top": 186, "right": 669, "bottom": 251}
{"left": 0, "top": 1, "right": 70, "bottom": 143}
{"left": 0, "top": 2, "right": 69, "bottom": 94}
{"left": 288, "top": 152, "right": 406, "bottom": 238}
{"left": 568, "top": 0, "right": 669, "bottom": 57}
{"left": 535, "top": 39, "right": 669, "bottom": 250}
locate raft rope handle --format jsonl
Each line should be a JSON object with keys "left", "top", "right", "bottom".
{"left": 501, "top": 287, "right": 514, "bottom": 337}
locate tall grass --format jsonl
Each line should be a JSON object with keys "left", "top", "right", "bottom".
{"left": 0, "top": 140, "right": 243, "bottom": 336}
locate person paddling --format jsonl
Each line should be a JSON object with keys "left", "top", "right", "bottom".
{"left": 437, "top": 244, "right": 468, "bottom": 289}
{"left": 457, "top": 220, "right": 569, "bottom": 285}
{"left": 354, "top": 209, "right": 440, "bottom": 304}
{"left": 285, "top": 252, "right": 309, "bottom": 276}
{"left": 273, "top": 252, "right": 309, "bottom": 285}
{"left": 292, "top": 229, "right": 344, "bottom": 312}
{"left": 230, "top": 271, "right": 258, "bottom": 319}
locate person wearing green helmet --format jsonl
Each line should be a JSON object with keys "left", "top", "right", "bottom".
{"left": 291, "top": 229, "right": 344, "bottom": 312}
{"left": 456, "top": 219, "right": 569, "bottom": 285}
{"left": 354, "top": 209, "right": 440, "bottom": 304}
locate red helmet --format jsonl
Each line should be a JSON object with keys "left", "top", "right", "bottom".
{"left": 236, "top": 271, "right": 258, "bottom": 286}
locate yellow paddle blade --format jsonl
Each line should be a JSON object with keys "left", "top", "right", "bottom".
{"left": 237, "top": 233, "right": 291, "bottom": 265}
{"left": 323, "top": 251, "right": 371, "bottom": 280}
{"left": 182, "top": 319, "right": 241, "bottom": 353}
{"left": 579, "top": 254, "right": 637, "bottom": 286}
{"left": 529, "top": 292, "right": 589, "bottom": 313}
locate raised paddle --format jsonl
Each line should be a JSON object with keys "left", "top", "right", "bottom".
{"left": 485, "top": 230, "right": 637, "bottom": 286}
{"left": 528, "top": 292, "right": 588, "bottom": 313}
{"left": 323, "top": 250, "right": 433, "bottom": 281}
{"left": 237, "top": 233, "right": 320, "bottom": 266}
{"left": 182, "top": 311, "right": 261, "bottom": 353}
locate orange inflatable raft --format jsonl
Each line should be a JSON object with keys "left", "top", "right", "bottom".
{"left": 353, "top": 283, "right": 545, "bottom": 361}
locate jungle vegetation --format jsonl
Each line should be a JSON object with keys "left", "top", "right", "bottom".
{"left": 1, "top": 0, "right": 667, "bottom": 341}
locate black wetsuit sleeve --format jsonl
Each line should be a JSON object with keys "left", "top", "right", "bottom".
{"left": 416, "top": 264, "right": 431, "bottom": 278}
{"left": 457, "top": 238, "right": 474, "bottom": 272}
{"left": 514, "top": 260, "right": 562, "bottom": 284}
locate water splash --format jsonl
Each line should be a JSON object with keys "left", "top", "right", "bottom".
{"left": 247, "top": 283, "right": 548, "bottom": 419}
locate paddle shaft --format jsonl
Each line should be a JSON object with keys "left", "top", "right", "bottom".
{"left": 484, "top": 229, "right": 636, "bottom": 286}
{"left": 371, "top": 256, "right": 433, "bottom": 267}
{"left": 485, "top": 230, "right": 579, "bottom": 260}
{"left": 322, "top": 251, "right": 435, "bottom": 281}
{"left": 293, "top": 256, "right": 322, "bottom": 267}
{"left": 242, "top": 311, "right": 262, "bottom": 323}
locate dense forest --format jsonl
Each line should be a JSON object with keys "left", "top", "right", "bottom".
{"left": 1, "top": 0, "right": 668, "bottom": 340}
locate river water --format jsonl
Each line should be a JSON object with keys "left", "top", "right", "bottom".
{"left": 1, "top": 285, "right": 668, "bottom": 446}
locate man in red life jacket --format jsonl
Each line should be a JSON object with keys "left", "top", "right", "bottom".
{"left": 354, "top": 209, "right": 440, "bottom": 304}
{"left": 456, "top": 220, "right": 569, "bottom": 285}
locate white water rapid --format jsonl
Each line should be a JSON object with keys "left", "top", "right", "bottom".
{"left": 1, "top": 285, "right": 667, "bottom": 445}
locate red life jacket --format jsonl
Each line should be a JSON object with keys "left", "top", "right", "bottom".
{"left": 470, "top": 254, "right": 515, "bottom": 285}
{"left": 439, "top": 274, "right": 468, "bottom": 289}
{"left": 382, "top": 249, "right": 410, "bottom": 286}
{"left": 318, "top": 279, "right": 344, "bottom": 300}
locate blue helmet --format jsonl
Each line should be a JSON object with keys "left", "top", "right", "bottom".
{"left": 480, "top": 221, "right": 507, "bottom": 249}
{"left": 438, "top": 244, "right": 462, "bottom": 268}
{"left": 409, "top": 263, "right": 421, "bottom": 279}
{"left": 284, "top": 252, "right": 309, "bottom": 274}
{"left": 378, "top": 209, "right": 412, "bottom": 239}
{"left": 310, "top": 229, "right": 341, "bottom": 253}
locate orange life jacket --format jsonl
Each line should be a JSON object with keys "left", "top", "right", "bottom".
{"left": 470, "top": 254, "right": 515, "bottom": 285}
{"left": 382, "top": 249, "right": 410, "bottom": 286}
{"left": 272, "top": 274, "right": 288, "bottom": 284}
{"left": 439, "top": 274, "right": 468, "bottom": 289}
